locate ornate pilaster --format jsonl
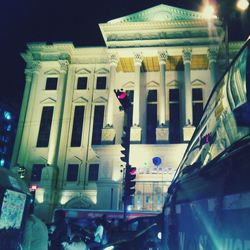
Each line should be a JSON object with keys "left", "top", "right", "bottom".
{"left": 102, "top": 54, "right": 119, "bottom": 144}
{"left": 18, "top": 61, "right": 41, "bottom": 166}
{"left": 182, "top": 48, "right": 195, "bottom": 142}
{"left": 131, "top": 52, "right": 143, "bottom": 143}
{"left": 157, "top": 50, "right": 169, "bottom": 143}
{"left": 47, "top": 60, "right": 69, "bottom": 166}
{"left": 208, "top": 47, "right": 218, "bottom": 90}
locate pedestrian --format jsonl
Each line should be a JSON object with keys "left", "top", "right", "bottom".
{"left": 50, "top": 209, "right": 68, "bottom": 250}
{"left": 62, "top": 233, "right": 88, "bottom": 250}
{"left": 21, "top": 203, "right": 48, "bottom": 250}
{"left": 87, "top": 218, "right": 104, "bottom": 250}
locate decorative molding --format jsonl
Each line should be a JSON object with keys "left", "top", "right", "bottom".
{"left": 59, "top": 60, "right": 69, "bottom": 74}
{"left": 75, "top": 68, "right": 91, "bottom": 75}
{"left": 207, "top": 47, "right": 218, "bottom": 63}
{"left": 182, "top": 48, "right": 192, "bottom": 64}
{"left": 147, "top": 81, "right": 159, "bottom": 89}
{"left": 108, "top": 53, "right": 119, "bottom": 66}
{"left": 158, "top": 50, "right": 168, "bottom": 64}
{"left": 134, "top": 52, "right": 143, "bottom": 66}
{"left": 167, "top": 80, "right": 181, "bottom": 87}
{"left": 95, "top": 67, "right": 110, "bottom": 74}
{"left": 73, "top": 97, "right": 88, "bottom": 103}
{"left": 122, "top": 81, "right": 135, "bottom": 89}
{"left": 31, "top": 61, "right": 41, "bottom": 73}
{"left": 44, "top": 69, "right": 60, "bottom": 75}
{"left": 191, "top": 79, "right": 206, "bottom": 86}
{"left": 93, "top": 96, "right": 108, "bottom": 103}
{"left": 40, "top": 97, "right": 56, "bottom": 104}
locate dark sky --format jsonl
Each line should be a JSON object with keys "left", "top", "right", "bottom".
{"left": 0, "top": 0, "right": 249, "bottom": 111}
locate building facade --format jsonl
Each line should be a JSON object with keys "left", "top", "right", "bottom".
{"left": 11, "top": 4, "right": 243, "bottom": 222}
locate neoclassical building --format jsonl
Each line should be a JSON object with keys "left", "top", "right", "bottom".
{"left": 11, "top": 4, "right": 243, "bottom": 222}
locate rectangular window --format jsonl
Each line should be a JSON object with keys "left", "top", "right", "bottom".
{"left": 91, "top": 106, "right": 104, "bottom": 145}
{"left": 146, "top": 90, "right": 157, "bottom": 144}
{"left": 96, "top": 76, "right": 106, "bottom": 89}
{"left": 71, "top": 106, "right": 85, "bottom": 147}
{"left": 169, "top": 89, "right": 181, "bottom": 143}
{"left": 45, "top": 77, "right": 58, "bottom": 90}
{"left": 192, "top": 88, "right": 203, "bottom": 127}
{"left": 36, "top": 107, "right": 54, "bottom": 147}
{"left": 31, "top": 164, "right": 45, "bottom": 182}
{"left": 88, "top": 164, "right": 99, "bottom": 181}
{"left": 67, "top": 164, "right": 79, "bottom": 182}
{"left": 77, "top": 77, "right": 88, "bottom": 89}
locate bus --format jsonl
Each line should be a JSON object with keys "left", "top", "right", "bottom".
{"left": 162, "top": 37, "right": 250, "bottom": 250}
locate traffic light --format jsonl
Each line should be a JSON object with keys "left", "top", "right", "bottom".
{"left": 114, "top": 89, "right": 131, "bottom": 111}
{"left": 120, "top": 126, "right": 130, "bottom": 163}
{"left": 200, "top": 133, "right": 214, "bottom": 147}
{"left": 124, "top": 164, "right": 136, "bottom": 205}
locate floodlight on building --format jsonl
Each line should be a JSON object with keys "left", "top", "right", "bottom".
{"left": 236, "top": 0, "right": 249, "bottom": 11}
{"left": 201, "top": 4, "right": 216, "bottom": 19}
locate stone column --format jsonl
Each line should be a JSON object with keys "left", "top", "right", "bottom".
{"left": 40, "top": 60, "right": 68, "bottom": 223}
{"left": 182, "top": 48, "right": 195, "bottom": 141}
{"left": 102, "top": 54, "right": 118, "bottom": 144}
{"left": 18, "top": 61, "right": 41, "bottom": 166}
{"left": 208, "top": 47, "right": 218, "bottom": 92}
{"left": 11, "top": 69, "right": 33, "bottom": 167}
{"left": 47, "top": 60, "right": 69, "bottom": 166}
{"left": 156, "top": 50, "right": 169, "bottom": 143}
{"left": 130, "top": 52, "right": 143, "bottom": 143}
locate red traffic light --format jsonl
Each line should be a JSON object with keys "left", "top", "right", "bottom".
{"left": 117, "top": 91, "right": 127, "bottom": 100}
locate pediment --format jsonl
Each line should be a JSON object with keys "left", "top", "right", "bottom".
{"left": 167, "top": 80, "right": 181, "bottom": 87}
{"left": 76, "top": 68, "right": 91, "bottom": 75}
{"left": 95, "top": 67, "right": 109, "bottom": 74}
{"left": 40, "top": 97, "right": 56, "bottom": 104}
{"left": 147, "top": 81, "right": 159, "bottom": 89}
{"left": 73, "top": 97, "right": 88, "bottom": 103}
{"left": 44, "top": 69, "right": 60, "bottom": 75}
{"left": 108, "top": 4, "right": 207, "bottom": 24}
{"left": 122, "top": 81, "right": 135, "bottom": 89}
{"left": 93, "top": 96, "right": 107, "bottom": 103}
{"left": 191, "top": 79, "right": 206, "bottom": 86}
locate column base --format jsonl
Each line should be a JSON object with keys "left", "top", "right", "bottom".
{"left": 183, "top": 125, "right": 196, "bottom": 142}
{"left": 130, "top": 126, "right": 142, "bottom": 143}
{"left": 156, "top": 127, "right": 169, "bottom": 143}
{"left": 101, "top": 128, "right": 116, "bottom": 144}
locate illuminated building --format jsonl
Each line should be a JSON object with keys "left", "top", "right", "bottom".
{"left": 10, "top": 4, "right": 244, "bottom": 221}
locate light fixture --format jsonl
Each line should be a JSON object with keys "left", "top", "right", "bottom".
{"left": 236, "top": 0, "right": 249, "bottom": 11}
{"left": 202, "top": 4, "right": 216, "bottom": 19}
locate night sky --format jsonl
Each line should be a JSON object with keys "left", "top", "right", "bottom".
{"left": 0, "top": 0, "right": 249, "bottom": 112}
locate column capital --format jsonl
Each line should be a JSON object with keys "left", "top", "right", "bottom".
{"left": 59, "top": 60, "right": 69, "bottom": 74}
{"left": 108, "top": 54, "right": 119, "bottom": 66}
{"left": 31, "top": 61, "right": 41, "bottom": 73}
{"left": 158, "top": 50, "right": 168, "bottom": 64}
{"left": 24, "top": 69, "right": 33, "bottom": 82}
{"left": 182, "top": 48, "right": 192, "bottom": 64}
{"left": 133, "top": 52, "right": 143, "bottom": 66}
{"left": 207, "top": 47, "right": 218, "bottom": 64}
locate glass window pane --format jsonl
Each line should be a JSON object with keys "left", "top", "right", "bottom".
{"left": 96, "top": 77, "right": 106, "bottom": 89}
{"left": 36, "top": 107, "right": 54, "bottom": 147}
{"left": 147, "top": 90, "right": 157, "bottom": 102}
{"left": 77, "top": 77, "right": 87, "bottom": 89}
{"left": 92, "top": 106, "right": 104, "bottom": 145}
{"left": 192, "top": 88, "right": 203, "bottom": 101}
{"left": 88, "top": 164, "right": 99, "bottom": 181}
{"left": 31, "top": 164, "right": 45, "bottom": 182}
{"left": 169, "top": 89, "right": 179, "bottom": 102}
{"left": 71, "top": 106, "right": 85, "bottom": 147}
{"left": 45, "top": 78, "right": 58, "bottom": 90}
{"left": 67, "top": 164, "right": 79, "bottom": 182}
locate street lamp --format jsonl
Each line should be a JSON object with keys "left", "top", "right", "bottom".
{"left": 201, "top": 0, "right": 249, "bottom": 66}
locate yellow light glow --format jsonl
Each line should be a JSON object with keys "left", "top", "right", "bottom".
{"left": 60, "top": 195, "right": 70, "bottom": 205}
{"left": 35, "top": 189, "right": 44, "bottom": 203}
{"left": 237, "top": 0, "right": 249, "bottom": 11}
{"left": 202, "top": 4, "right": 216, "bottom": 19}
